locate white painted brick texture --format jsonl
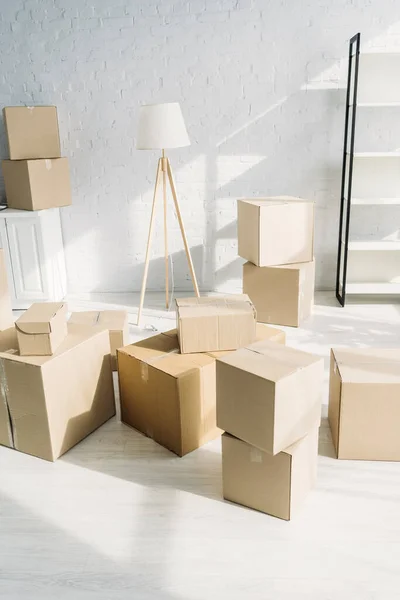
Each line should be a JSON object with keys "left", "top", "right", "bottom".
{"left": 1, "top": 0, "right": 400, "bottom": 292}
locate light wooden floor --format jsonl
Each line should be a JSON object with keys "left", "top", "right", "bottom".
{"left": 1, "top": 292, "right": 400, "bottom": 599}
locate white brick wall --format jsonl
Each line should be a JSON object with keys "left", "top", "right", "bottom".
{"left": 1, "top": 0, "right": 400, "bottom": 293}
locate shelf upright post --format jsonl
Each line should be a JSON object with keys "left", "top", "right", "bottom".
{"left": 336, "top": 32, "right": 361, "bottom": 306}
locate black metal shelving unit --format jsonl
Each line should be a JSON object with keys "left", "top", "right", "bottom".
{"left": 336, "top": 32, "right": 361, "bottom": 306}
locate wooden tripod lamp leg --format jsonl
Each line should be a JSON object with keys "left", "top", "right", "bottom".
{"left": 137, "top": 159, "right": 163, "bottom": 326}
{"left": 162, "top": 153, "right": 169, "bottom": 309}
{"left": 166, "top": 158, "right": 200, "bottom": 298}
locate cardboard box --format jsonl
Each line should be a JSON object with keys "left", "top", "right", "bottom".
{"left": 243, "top": 260, "right": 315, "bottom": 327}
{"left": 118, "top": 330, "right": 221, "bottom": 456}
{"left": 0, "top": 249, "right": 13, "bottom": 330}
{"left": 222, "top": 426, "right": 319, "bottom": 520}
{"left": 238, "top": 197, "right": 314, "bottom": 267}
{"left": 217, "top": 339, "right": 323, "bottom": 454}
{"left": 3, "top": 106, "right": 61, "bottom": 160}
{"left": 176, "top": 294, "right": 256, "bottom": 354}
{"left": 2, "top": 158, "right": 71, "bottom": 211}
{"left": 0, "top": 323, "right": 115, "bottom": 461}
{"left": 329, "top": 347, "right": 400, "bottom": 461}
{"left": 69, "top": 310, "right": 129, "bottom": 371}
{"left": 16, "top": 302, "right": 67, "bottom": 356}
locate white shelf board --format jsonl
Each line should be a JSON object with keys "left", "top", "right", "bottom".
{"left": 361, "top": 50, "right": 400, "bottom": 56}
{"left": 346, "top": 282, "right": 400, "bottom": 294}
{"left": 355, "top": 102, "right": 400, "bottom": 107}
{"left": 353, "top": 152, "right": 400, "bottom": 158}
{"left": 352, "top": 197, "right": 400, "bottom": 205}
{"left": 349, "top": 241, "right": 400, "bottom": 251}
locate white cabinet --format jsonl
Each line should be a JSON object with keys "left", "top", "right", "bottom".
{"left": 0, "top": 208, "right": 67, "bottom": 309}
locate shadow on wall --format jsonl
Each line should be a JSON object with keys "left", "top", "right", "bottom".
{"left": 1, "top": 1, "right": 400, "bottom": 294}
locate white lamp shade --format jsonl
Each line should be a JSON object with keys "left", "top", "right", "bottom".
{"left": 136, "top": 102, "right": 190, "bottom": 150}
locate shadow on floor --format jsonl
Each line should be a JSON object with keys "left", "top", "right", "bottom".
{"left": 62, "top": 420, "right": 224, "bottom": 504}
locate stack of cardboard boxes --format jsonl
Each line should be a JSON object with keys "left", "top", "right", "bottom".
{"left": 217, "top": 340, "right": 324, "bottom": 520}
{"left": 117, "top": 295, "right": 286, "bottom": 457}
{"left": 0, "top": 302, "right": 129, "bottom": 461}
{"left": 239, "top": 197, "right": 315, "bottom": 327}
{"left": 0, "top": 302, "right": 115, "bottom": 461}
{"left": 2, "top": 106, "right": 72, "bottom": 211}
{"left": 117, "top": 294, "right": 323, "bottom": 519}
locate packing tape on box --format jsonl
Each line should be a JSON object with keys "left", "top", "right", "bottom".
{"left": 140, "top": 362, "right": 149, "bottom": 383}
{"left": 45, "top": 159, "right": 52, "bottom": 170}
{"left": 140, "top": 348, "right": 180, "bottom": 382}
{"left": 250, "top": 447, "right": 263, "bottom": 463}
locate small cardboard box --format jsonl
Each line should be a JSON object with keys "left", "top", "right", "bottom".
{"left": 238, "top": 197, "right": 314, "bottom": 267}
{"left": 217, "top": 339, "right": 323, "bottom": 454}
{"left": 0, "top": 249, "right": 13, "bottom": 330}
{"left": 69, "top": 311, "right": 129, "bottom": 371}
{"left": 16, "top": 302, "right": 68, "bottom": 356}
{"left": 243, "top": 260, "right": 315, "bottom": 327}
{"left": 329, "top": 347, "right": 400, "bottom": 461}
{"left": 0, "top": 324, "right": 115, "bottom": 461}
{"left": 3, "top": 106, "right": 61, "bottom": 160}
{"left": 222, "top": 426, "right": 319, "bottom": 520}
{"left": 118, "top": 330, "right": 221, "bottom": 456}
{"left": 176, "top": 294, "right": 256, "bottom": 354}
{"left": 2, "top": 158, "right": 71, "bottom": 211}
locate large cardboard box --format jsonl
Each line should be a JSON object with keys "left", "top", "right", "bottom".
{"left": 16, "top": 302, "right": 67, "bottom": 356}
{"left": 243, "top": 260, "right": 315, "bottom": 327}
{"left": 2, "top": 158, "right": 71, "bottom": 211}
{"left": 176, "top": 294, "right": 256, "bottom": 354}
{"left": 217, "top": 339, "right": 323, "bottom": 454}
{"left": 118, "top": 330, "right": 220, "bottom": 456}
{"left": 69, "top": 310, "right": 129, "bottom": 371}
{"left": 238, "top": 197, "right": 314, "bottom": 267}
{"left": 3, "top": 106, "right": 61, "bottom": 160}
{"left": 0, "top": 249, "right": 13, "bottom": 330}
{"left": 222, "top": 426, "right": 319, "bottom": 520}
{"left": 329, "top": 347, "right": 400, "bottom": 461}
{"left": 0, "top": 324, "right": 115, "bottom": 461}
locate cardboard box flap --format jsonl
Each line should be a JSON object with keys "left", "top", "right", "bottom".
{"left": 118, "top": 331, "right": 214, "bottom": 378}
{"left": 118, "top": 331, "right": 179, "bottom": 362}
{"left": 69, "top": 310, "right": 128, "bottom": 332}
{"left": 176, "top": 294, "right": 251, "bottom": 307}
{"left": 332, "top": 347, "right": 400, "bottom": 384}
{"left": 176, "top": 294, "right": 254, "bottom": 317}
{"left": 149, "top": 352, "right": 214, "bottom": 378}
{"left": 0, "top": 323, "right": 105, "bottom": 367}
{"left": 15, "top": 302, "right": 66, "bottom": 335}
{"left": 217, "top": 339, "right": 322, "bottom": 383}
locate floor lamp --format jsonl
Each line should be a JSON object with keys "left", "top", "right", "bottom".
{"left": 136, "top": 103, "right": 200, "bottom": 326}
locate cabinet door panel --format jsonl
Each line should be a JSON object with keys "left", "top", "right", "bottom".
{"left": 6, "top": 217, "right": 49, "bottom": 301}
